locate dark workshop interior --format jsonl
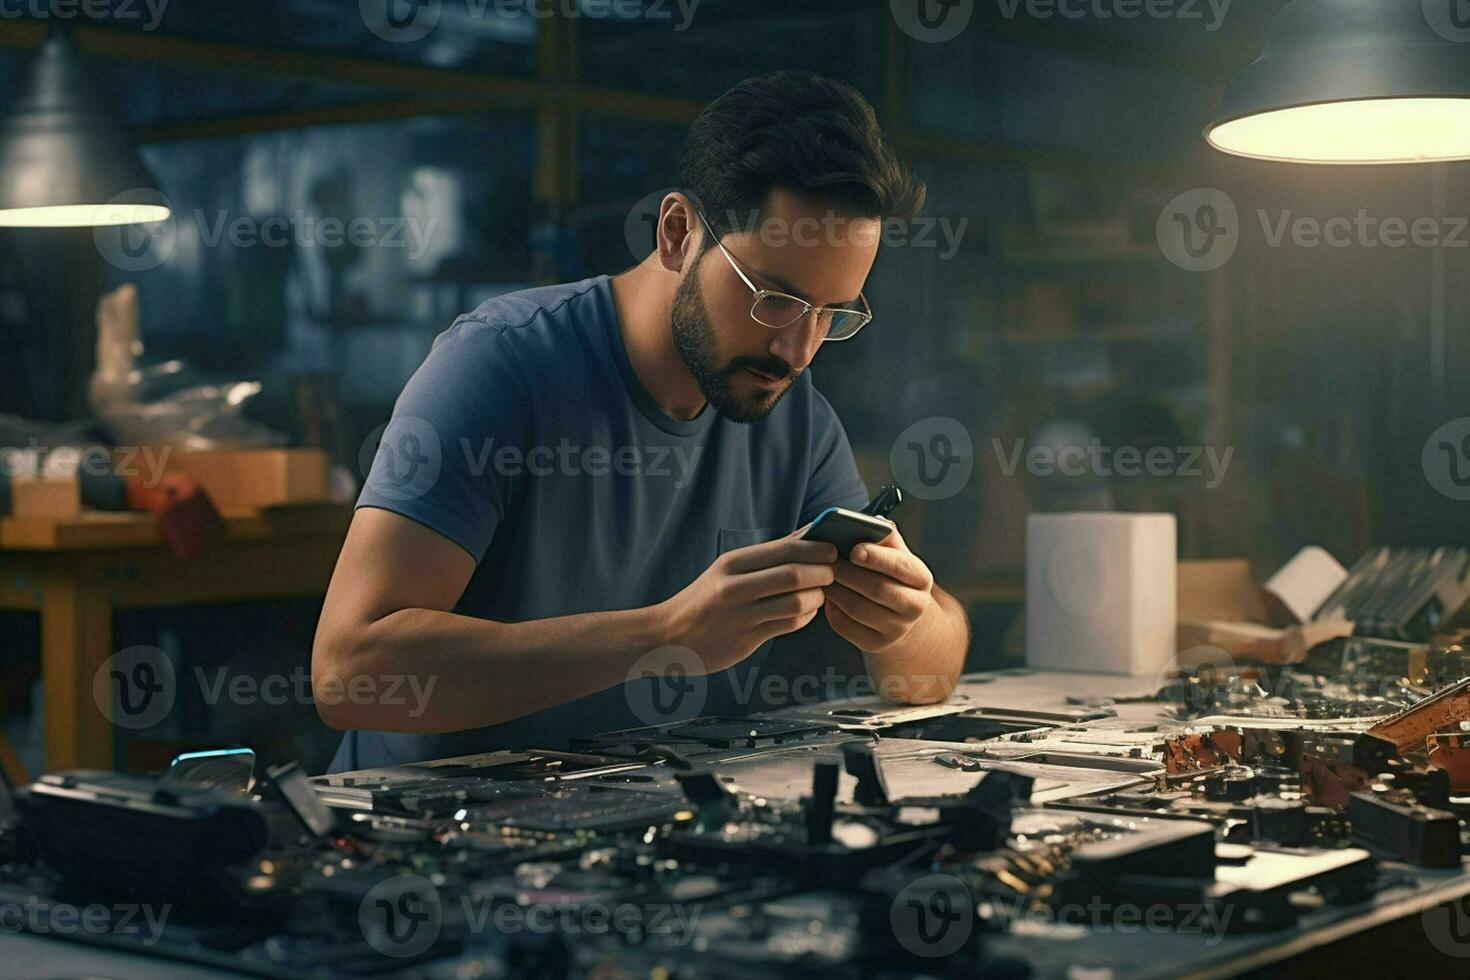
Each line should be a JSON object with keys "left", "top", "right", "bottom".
{"left": 1, "top": 1, "right": 1470, "bottom": 977}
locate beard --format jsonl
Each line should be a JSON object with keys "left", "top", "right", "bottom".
{"left": 670, "top": 260, "right": 797, "bottom": 424}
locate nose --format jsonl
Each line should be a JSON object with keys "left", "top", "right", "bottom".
{"left": 768, "top": 308, "right": 825, "bottom": 374}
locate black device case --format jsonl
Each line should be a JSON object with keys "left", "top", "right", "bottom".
{"left": 802, "top": 507, "right": 893, "bottom": 556}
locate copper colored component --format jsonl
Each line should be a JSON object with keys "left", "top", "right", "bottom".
{"left": 1428, "top": 733, "right": 1470, "bottom": 793}
{"left": 1164, "top": 734, "right": 1220, "bottom": 774}
{"left": 1297, "top": 754, "right": 1370, "bottom": 809}
{"left": 1163, "top": 730, "right": 1245, "bottom": 774}
{"left": 1210, "top": 729, "right": 1242, "bottom": 757}
{"left": 1366, "top": 677, "right": 1470, "bottom": 755}
{"left": 1166, "top": 726, "right": 1370, "bottom": 807}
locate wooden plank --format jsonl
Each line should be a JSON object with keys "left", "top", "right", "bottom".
{"left": 0, "top": 505, "right": 352, "bottom": 552}
{"left": 39, "top": 579, "right": 114, "bottom": 771}
{"left": 100, "top": 539, "right": 343, "bottom": 609}
{"left": 0, "top": 543, "right": 343, "bottom": 612}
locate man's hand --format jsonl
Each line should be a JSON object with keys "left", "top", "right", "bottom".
{"left": 823, "top": 525, "right": 936, "bottom": 655}
{"left": 657, "top": 531, "right": 837, "bottom": 675}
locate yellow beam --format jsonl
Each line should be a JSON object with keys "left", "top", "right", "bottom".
{"left": 0, "top": 19, "right": 704, "bottom": 124}
{"left": 135, "top": 98, "right": 495, "bottom": 143}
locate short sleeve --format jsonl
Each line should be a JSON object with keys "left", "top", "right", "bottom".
{"left": 356, "top": 320, "right": 529, "bottom": 562}
{"left": 800, "top": 388, "right": 869, "bottom": 524}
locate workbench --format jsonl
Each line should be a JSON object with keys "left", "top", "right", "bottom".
{"left": 0, "top": 505, "right": 351, "bottom": 774}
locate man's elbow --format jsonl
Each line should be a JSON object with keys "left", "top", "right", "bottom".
{"left": 311, "top": 632, "right": 366, "bottom": 731}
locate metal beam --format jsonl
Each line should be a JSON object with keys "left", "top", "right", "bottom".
{"left": 894, "top": 128, "right": 1186, "bottom": 183}
{"left": 0, "top": 17, "right": 1181, "bottom": 182}
{"left": 0, "top": 19, "right": 703, "bottom": 122}
{"left": 134, "top": 98, "right": 498, "bottom": 143}
{"left": 0, "top": 20, "right": 541, "bottom": 100}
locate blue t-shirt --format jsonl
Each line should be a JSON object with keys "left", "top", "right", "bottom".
{"left": 328, "top": 275, "right": 868, "bottom": 771}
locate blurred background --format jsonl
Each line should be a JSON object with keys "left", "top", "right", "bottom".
{"left": 0, "top": 0, "right": 1467, "bottom": 773}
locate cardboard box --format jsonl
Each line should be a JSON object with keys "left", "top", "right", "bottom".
{"left": 9, "top": 475, "right": 82, "bottom": 518}
{"left": 167, "top": 449, "right": 329, "bottom": 512}
{"left": 1177, "top": 552, "right": 1354, "bottom": 664}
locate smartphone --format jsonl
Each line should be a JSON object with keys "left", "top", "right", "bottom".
{"left": 802, "top": 507, "right": 894, "bottom": 556}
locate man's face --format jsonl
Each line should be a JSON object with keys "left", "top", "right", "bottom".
{"left": 671, "top": 188, "right": 881, "bottom": 423}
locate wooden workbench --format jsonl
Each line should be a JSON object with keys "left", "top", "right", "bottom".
{"left": 0, "top": 505, "right": 352, "bottom": 774}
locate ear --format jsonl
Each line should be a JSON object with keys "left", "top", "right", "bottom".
{"left": 656, "top": 193, "right": 699, "bottom": 274}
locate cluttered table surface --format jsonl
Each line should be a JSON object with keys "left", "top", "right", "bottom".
{"left": 4, "top": 661, "right": 1470, "bottom": 979}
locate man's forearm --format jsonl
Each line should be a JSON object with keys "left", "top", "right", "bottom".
{"left": 861, "top": 585, "right": 968, "bottom": 704}
{"left": 316, "top": 603, "right": 668, "bottom": 733}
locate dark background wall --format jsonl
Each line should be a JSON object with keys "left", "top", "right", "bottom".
{"left": 1, "top": 0, "right": 1467, "bottom": 770}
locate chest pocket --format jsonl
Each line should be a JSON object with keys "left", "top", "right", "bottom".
{"left": 709, "top": 527, "right": 783, "bottom": 711}
{"left": 716, "top": 527, "right": 780, "bottom": 557}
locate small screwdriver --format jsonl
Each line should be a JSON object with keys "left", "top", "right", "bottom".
{"left": 862, "top": 484, "right": 904, "bottom": 520}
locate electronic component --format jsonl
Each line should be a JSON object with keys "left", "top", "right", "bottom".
{"left": 805, "top": 762, "right": 839, "bottom": 845}
{"left": 1052, "top": 819, "right": 1217, "bottom": 905}
{"left": 861, "top": 483, "right": 904, "bottom": 519}
{"left": 456, "top": 785, "right": 685, "bottom": 833}
{"left": 164, "top": 747, "right": 257, "bottom": 795}
{"left": 1337, "top": 635, "right": 1470, "bottom": 693}
{"left": 1364, "top": 675, "right": 1470, "bottom": 754}
{"left": 18, "top": 770, "right": 271, "bottom": 914}
{"left": 1429, "top": 732, "right": 1470, "bottom": 792}
{"left": 802, "top": 506, "right": 895, "bottom": 553}
{"left": 574, "top": 717, "right": 838, "bottom": 754}
{"left": 1314, "top": 546, "right": 1470, "bottom": 642}
{"left": 1347, "top": 790, "right": 1462, "bottom": 867}
{"left": 5, "top": 668, "right": 1470, "bottom": 978}
{"left": 266, "top": 761, "right": 337, "bottom": 838}
{"left": 842, "top": 740, "right": 890, "bottom": 807}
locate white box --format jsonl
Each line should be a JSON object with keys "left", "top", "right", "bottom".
{"left": 1026, "top": 513, "right": 1177, "bottom": 676}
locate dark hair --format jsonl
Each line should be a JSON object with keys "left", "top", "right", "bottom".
{"left": 678, "top": 70, "right": 925, "bottom": 244}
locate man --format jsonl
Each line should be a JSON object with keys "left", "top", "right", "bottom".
{"left": 314, "top": 71, "right": 969, "bottom": 771}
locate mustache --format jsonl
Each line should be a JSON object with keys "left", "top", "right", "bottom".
{"left": 725, "top": 355, "right": 797, "bottom": 382}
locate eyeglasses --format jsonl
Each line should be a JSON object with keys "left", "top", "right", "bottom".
{"left": 694, "top": 207, "right": 873, "bottom": 342}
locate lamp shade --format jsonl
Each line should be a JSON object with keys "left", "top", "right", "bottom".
{"left": 0, "top": 28, "right": 169, "bottom": 226}
{"left": 1207, "top": 0, "right": 1470, "bottom": 165}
